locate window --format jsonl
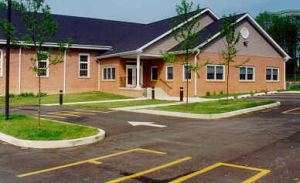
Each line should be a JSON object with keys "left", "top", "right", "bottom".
{"left": 0, "top": 50, "right": 3, "bottom": 77}
{"left": 102, "top": 67, "right": 116, "bottom": 80}
{"left": 183, "top": 65, "right": 192, "bottom": 80}
{"left": 166, "top": 66, "right": 173, "bottom": 81}
{"left": 151, "top": 66, "right": 158, "bottom": 81}
{"left": 206, "top": 65, "right": 225, "bottom": 80}
{"left": 240, "top": 67, "right": 255, "bottom": 81}
{"left": 266, "top": 68, "right": 279, "bottom": 81}
{"left": 79, "top": 54, "right": 90, "bottom": 77}
{"left": 36, "top": 52, "right": 49, "bottom": 77}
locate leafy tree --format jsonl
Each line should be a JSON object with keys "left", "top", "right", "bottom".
{"left": 161, "top": 0, "right": 201, "bottom": 104}
{"left": 0, "top": 0, "right": 71, "bottom": 126}
{"left": 256, "top": 12, "right": 300, "bottom": 80}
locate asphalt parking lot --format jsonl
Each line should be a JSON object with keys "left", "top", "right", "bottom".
{"left": 0, "top": 93, "right": 299, "bottom": 183}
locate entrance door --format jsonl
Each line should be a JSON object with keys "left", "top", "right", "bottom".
{"left": 126, "top": 65, "right": 137, "bottom": 88}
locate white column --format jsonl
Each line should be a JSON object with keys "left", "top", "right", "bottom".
{"left": 136, "top": 54, "right": 141, "bottom": 89}
{"left": 63, "top": 50, "right": 67, "bottom": 94}
{"left": 97, "top": 61, "right": 101, "bottom": 91}
{"left": 18, "top": 47, "right": 22, "bottom": 94}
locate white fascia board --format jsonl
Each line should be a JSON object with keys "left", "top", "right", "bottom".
{"left": 96, "top": 50, "right": 142, "bottom": 60}
{"left": 0, "top": 40, "right": 112, "bottom": 50}
{"left": 137, "top": 8, "right": 214, "bottom": 52}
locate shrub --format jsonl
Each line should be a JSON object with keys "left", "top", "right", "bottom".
{"left": 206, "top": 91, "right": 211, "bottom": 96}
{"left": 220, "top": 91, "right": 224, "bottom": 95}
{"left": 9, "top": 94, "right": 15, "bottom": 98}
{"left": 19, "top": 92, "right": 35, "bottom": 97}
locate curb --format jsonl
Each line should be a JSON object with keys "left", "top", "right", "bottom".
{"left": 118, "top": 102, "right": 280, "bottom": 120}
{"left": 0, "top": 129, "right": 105, "bottom": 149}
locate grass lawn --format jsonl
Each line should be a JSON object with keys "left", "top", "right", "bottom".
{"left": 201, "top": 92, "right": 250, "bottom": 99}
{"left": 153, "top": 99, "right": 276, "bottom": 114}
{"left": 71, "top": 99, "right": 174, "bottom": 110}
{"left": 0, "top": 114, "right": 99, "bottom": 140}
{"left": 0, "top": 92, "right": 130, "bottom": 106}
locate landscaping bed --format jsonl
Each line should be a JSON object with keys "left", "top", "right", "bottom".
{"left": 0, "top": 114, "right": 99, "bottom": 140}
{"left": 153, "top": 99, "right": 277, "bottom": 114}
{"left": 70, "top": 99, "right": 174, "bottom": 110}
{"left": 0, "top": 92, "right": 130, "bottom": 106}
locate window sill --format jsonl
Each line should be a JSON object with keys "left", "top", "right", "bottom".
{"left": 102, "top": 80, "right": 116, "bottom": 82}
{"left": 266, "top": 80, "right": 280, "bottom": 83}
{"left": 78, "top": 77, "right": 91, "bottom": 79}
{"left": 239, "top": 80, "right": 256, "bottom": 83}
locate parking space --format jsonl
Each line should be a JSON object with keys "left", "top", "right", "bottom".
{"left": 16, "top": 148, "right": 271, "bottom": 183}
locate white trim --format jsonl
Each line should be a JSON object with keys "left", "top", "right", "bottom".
{"left": 165, "top": 65, "right": 174, "bottom": 81}
{"left": 102, "top": 66, "right": 116, "bottom": 81}
{"left": 78, "top": 53, "right": 90, "bottom": 78}
{"left": 151, "top": 66, "right": 158, "bottom": 81}
{"left": 97, "top": 50, "right": 141, "bottom": 60}
{"left": 239, "top": 66, "right": 255, "bottom": 82}
{"left": 265, "top": 67, "right": 280, "bottom": 82}
{"left": 63, "top": 50, "right": 67, "bottom": 93}
{"left": 284, "top": 60, "right": 287, "bottom": 90}
{"left": 0, "top": 49, "right": 3, "bottom": 77}
{"left": 18, "top": 47, "right": 22, "bottom": 94}
{"left": 191, "top": 14, "right": 291, "bottom": 60}
{"left": 0, "top": 40, "right": 111, "bottom": 51}
{"left": 136, "top": 54, "right": 141, "bottom": 88}
{"left": 138, "top": 8, "right": 218, "bottom": 52}
{"left": 206, "top": 64, "right": 225, "bottom": 81}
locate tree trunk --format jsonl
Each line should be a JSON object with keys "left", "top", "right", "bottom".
{"left": 38, "top": 73, "right": 41, "bottom": 128}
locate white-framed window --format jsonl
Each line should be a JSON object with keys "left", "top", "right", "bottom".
{"left": 240, "top": 66, "right": 255, "bottom": 81}
{"left": 206, "top": 65, "right": 225, "bottom": 81}
{"left": 166, "top": 66, "right": 173, "bottom": 81}
{"left": 183, "top": 64, "right": 192, "bottom": 80}
{"left": 151, "top": 66, "right": 158, "bottom": 81}
{"left": 36, "top": 52, "right": 49, "bottom": 77}
{"left": 79, "top": 54, "right": 90, "bottom": 78}
{"left": 0, "top": 49, "right": 3, "bottom": 77}
{"left": 102, "top": 67, "right": 116, "bottom": 81}
{"left": 266, "top": 67, "right": 279, "bottom": 81}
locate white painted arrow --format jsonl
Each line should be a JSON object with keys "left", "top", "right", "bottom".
{"left": 128, "top": 121, "right": 167, "bottom": 128}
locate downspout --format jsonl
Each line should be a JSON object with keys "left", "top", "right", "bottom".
{"left": 284, "top": 57, "right": 290, "bottom": 90}
{"left": 194, "top": 49, "right": 200, "bottom": 96}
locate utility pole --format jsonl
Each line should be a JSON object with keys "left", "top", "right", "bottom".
{"left": 5, "top": 0, "right": 12, "bottom": 120}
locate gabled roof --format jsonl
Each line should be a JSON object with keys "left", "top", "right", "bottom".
{"left": 169, "top": 13, "right": 291, "bottom": 60}
{"left": 97, "top": 8, "right": 219, "bottom": 58}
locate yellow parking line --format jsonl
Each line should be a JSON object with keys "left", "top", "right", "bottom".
{"left": 282, "top": 107, "right": 300, "bottom": 114}
{"left": 88, "top": 160, "right": 102, "bottom": 165}
{"left": 169, "top": 162, "right": 223, "bottom": 183}
{"left": 18, "top": 148, "right": 166, "bottom": 178}
{"left": 170, "top": 162, "right": 271, "bottom": 183}
{"left": 106, "top": 157, "right": 192, "bottom": 183}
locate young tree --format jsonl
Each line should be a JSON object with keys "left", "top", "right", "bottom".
{"left": 17, "top": 0, "right": 71, "bottom": 127}
{"left": 0, "top": 0, "right": 70, "bottom": 126}
{"left": 162, "top": 0, "right": 201, "bottom": 104}
{"left": 220, "top": 15, "right": 241, "bottom": 102}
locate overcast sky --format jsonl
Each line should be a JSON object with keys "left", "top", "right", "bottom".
{"left": 45, "top": 0, "right": 300, "bottom": 23}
